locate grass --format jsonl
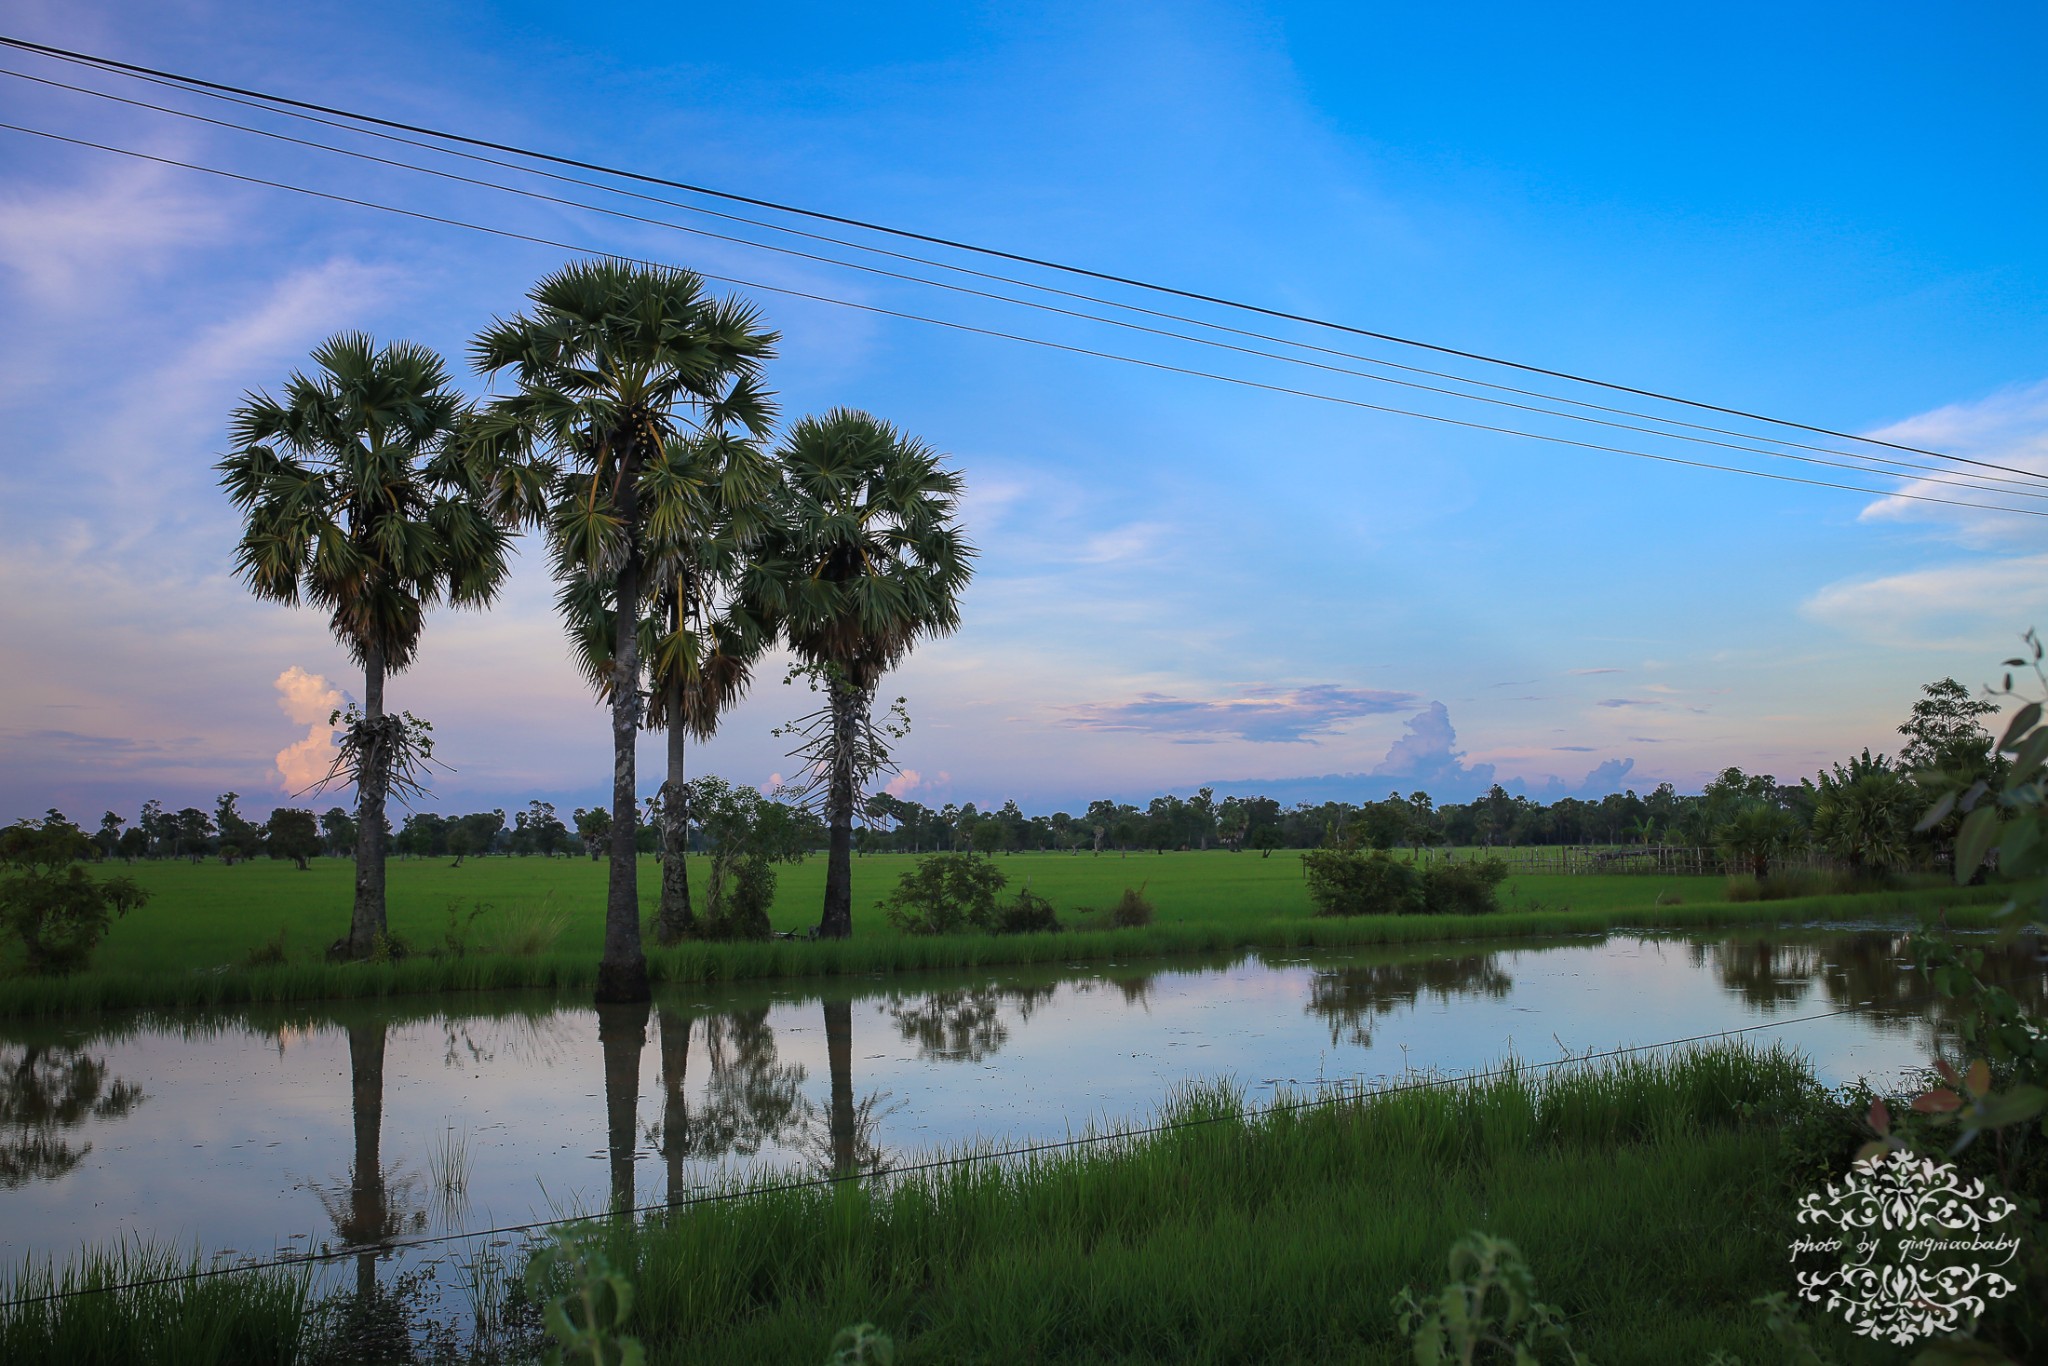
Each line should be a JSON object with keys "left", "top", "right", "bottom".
{"left": 0, "top": 851, "right": 2013, "bottom": 1019}
{"left": 0, "top": 1247, "right": 309, "bottom": 1366}
{"left": 1, "top": 1043, "right": 1899, "bottom": 1364}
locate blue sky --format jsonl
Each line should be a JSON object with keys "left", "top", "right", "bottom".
{"left": 1, "top": 1, "right": 2045, "bottom": 821}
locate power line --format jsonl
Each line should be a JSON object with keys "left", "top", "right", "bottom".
{"left": 6, "top": 61, "right": 2042, "bottom": 494}
{"left": 0, "top": 1005, "right": 1863, "bottom": 1310}
{"left": 0, "top": 30, "right": 2026, "bottom": 485}
{"left": 5, "top": 117, "right": 2041, "bottom": 519}
{"left": 9, "top": 66, "right": 2043, "bottom": 501}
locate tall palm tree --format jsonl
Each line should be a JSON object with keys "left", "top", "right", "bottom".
{"left": 220, "top": 334, "right": 510, "bottom": 958}
{"left": 472, "top": 261, "right": 776, "bottom": 1002}
{"left": 556, "top": 424, "right": 782, "bottom": 944}
{"left": 762, "top": 410, "right": 973, "bottom": 939}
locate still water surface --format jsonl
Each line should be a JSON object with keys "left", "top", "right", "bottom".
{"left": 4, "top": 928, "right": 2044, "bottom": 1275}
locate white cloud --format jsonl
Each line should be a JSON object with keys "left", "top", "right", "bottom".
{"left": 0, "top": 160, "right": 227, "bottom": 307}
{"left": 273, "top": 666, "right": 343, "bottom": 793}
{"left": 1857, "top": 379, "right": 2048, "bottom": 545}
{"left": 1803, "top": 554, "right": 2048, "bottom": 650}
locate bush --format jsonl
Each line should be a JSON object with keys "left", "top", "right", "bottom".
{"left": 995, "top": 886, "right": 1062, "bottom": 935}
{"left": 881, "top": 854, "right": 1008, "bottom": 934}
{"left": 1108, "top": 885, "right": 1155, "bottom": 928}
{"left": 1723, "top": 869, "right": 1834, "bottom": 902}
{"left": 1419, "top": 858, "right": 1509, "bottom": 916}
{"left": 245, "top": 927, "right": 290, "bottom": 967}
{"left": 0, "top": 815, "right": 149, "bottom": 974}
{"left": 1303, "top": 849, "right": 1421, "bottom": 916}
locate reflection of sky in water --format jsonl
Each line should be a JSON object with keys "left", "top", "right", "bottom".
{"left": 0, "top": 930, "right": 2038, "bottom": 1275}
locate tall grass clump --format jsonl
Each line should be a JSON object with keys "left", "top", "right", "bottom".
{"left": 0, "top": 1247, "right": 309, "bottom": 1366}
{"left": 574, "top": 1043, "right": 1830, "bottom": 1363}
{"left": 475, "top": 896, "right": 568, "bottom": 957}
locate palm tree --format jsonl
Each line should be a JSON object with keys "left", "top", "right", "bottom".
{"left": 219, "top": 334, "right": 510, "bottom": 958}
{"left": 1716, "top": 802, "right": 1804, "bottom": 882}
{"left": 556, "top": 425, "right": 782, "bottom": 944}
{"left": 1809, "top": 750, "right": 1919, "bottom": 876}
{"left": 762, "top": 410, "right": 974, "bottom": 939}
{"left": 472, "top": 261, "right": 776, "bottom": 1002}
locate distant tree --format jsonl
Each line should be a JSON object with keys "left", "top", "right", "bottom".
{"left": 1717, "top": 802, "right": 1803, "bottom": 881}
{"left": 320, "top": 808, "right": 357, "bottom": 858}
{"left": 1249, "top": 825, "right": 1285, "bottom": 859}
{"left": 515, "top": 800, "right": 569, "bottom": 858}
{"left": 93, "top": 812, "right": 124, "bottom": 861}
{"left": 0, "top": 813, "right": 148, "bottom": 974}
{"left": 446, "top": 825, "right": 475, "bottom": 867}
{"left": 221, "top": 332, "right": 511, "bottom": 956}
{"left": 573, "top": 807, "right": 613, "bottom": 860}
{"left": 172, "top": 808, "right": 215, "bottom": 862}
{"left": 114, "top": 827, "right": 146, "bottom": 863}
{"left": 138, "top": 800, "right": 167, "bottom": 859}
{"left": 1808, "top": 751, "right": 1919, "bottom": 875}
{"left": 214, "top": 792, "right": 260, "bottom": 865}
{"left": 265, "top": 808, "right": 322, "bottom": 870}
{"left": 1899, "top": 677, "right": 2000, "bottom": 772}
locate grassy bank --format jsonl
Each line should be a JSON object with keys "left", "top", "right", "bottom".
{"left": 0, "top": 881, "right": 2011, "bottom": 1020}
{"left": 0, "top": 1043, "right": 1894, "bottom": 1364}
{"left": 35, "top": 850, "right": 1731, "bottom": 977}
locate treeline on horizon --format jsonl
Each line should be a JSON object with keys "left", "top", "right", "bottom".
{"left": 47, "top": 673, "right": 2002, "bottom": 869}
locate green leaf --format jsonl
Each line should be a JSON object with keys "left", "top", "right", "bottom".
{"left": 2011, "top": 726, "right": 2048, "bottom": 779}
{"left": 1955, "top": 806, "right": 2001, "bottom": 884}
{"left": 1918, "top": 789, "right": 1959, "bottom": 832}
{"left": 1999, "top": 701, "right": 2042, "bottom": 752}
{"left": 1970, "top": 1085, "right": 2048, "bottom": 1130}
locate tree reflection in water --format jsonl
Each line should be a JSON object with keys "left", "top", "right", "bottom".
{"left": 1691, "top": 932, "right": 2048, "bottom": 1035}
{"left": 0, "top": 1044, "right": 145, "bottom": 1187}
{"left": 884, "top": 983, "right": 1058, "bottom": 1063}
{"left": 810, "top": 998, "right": 894, "bottom": 1179}
{"left": 1305, "top": 955, "right": 1513, "bottom": 1047}
{"left": 652, "top": 1004, "right": 810, "bottom": 1201}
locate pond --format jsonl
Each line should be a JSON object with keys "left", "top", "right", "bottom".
{"left": 4, "top": 927, "right": 2044, "bottom": 1293}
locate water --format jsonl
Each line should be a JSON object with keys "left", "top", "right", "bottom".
{"left": 3, "top": 928, "right": 2043, "bottom": 1283}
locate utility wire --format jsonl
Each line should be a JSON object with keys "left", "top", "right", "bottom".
{"left": 6, "top": 61, "right": 2042, "bottom": 493}
{"left": 8, "top": 65, "right": 2041, "bottom": 501}
{"left": 0, "top": 31, "right": 2025, "bottom": 484}
{"left": 1, "top": 120, "right": 2042, "bottom": 519}
{"left": 0, "top": 1005, "right": 1865, "bottom": 1310}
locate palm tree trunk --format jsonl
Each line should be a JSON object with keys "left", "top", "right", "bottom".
{"left": 598, "top": 1000, "right": 649, "bottom": 1212}
{"left": 347, "top": 648, "right": 388, "bottom": 958}
{"left": 655, "top": 682, "right": 695, "bottom": 945}
{"left": 657, "top": 1006, "right": 692, "bottom": 1203}
{"left": 598, "top": 555, "right": 650, "bottom": 1003}
{"left": 818, "top": 673, "right": 866, "bottom": 939}
{"left": 825, "top": 997, "right": 856, "bottom": 1177}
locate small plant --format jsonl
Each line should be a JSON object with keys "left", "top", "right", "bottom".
{"left": 244, "top": 927, "right": 290, "bottom": 968}
{"left": 439, "top": 899, "right": 490, "bottom": 957}
{"left": 0, "top": 813, "right": 149, "bottom": 974}
{"left": 524, "top": 1225, "right": 643, "bottom": 1366}
{"left": 994, "top": 885, "right": 1062, "bottom": 935}
{"left": 827, "top": 1323, "right": 896, "bottom": 1364}
{"left": 480, "top": 895, "right": 568, "bottom": 957}
{"left": 1108, "top": 884, "right": 1154, "bottom": 928}
{"left": 1395, "top": 1230, "right": 1583, "bottom": 1364}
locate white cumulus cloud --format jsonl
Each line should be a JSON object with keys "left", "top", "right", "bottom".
{"left": 273, "top": 666, "right": 343, "bottom": 793}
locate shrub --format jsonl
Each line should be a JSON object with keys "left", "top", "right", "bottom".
{"left": 881, "top": 853, "right": 1007, "bottom": 934}
{"left": 994, "top": 886, "right": 1062, "bottom": 935}
{"left": 1303, "top": 849, "right": 1421, "bottom": 916}
{"left": 1419, "top": 858, "right": 1509, "bottom": 916}
{"left": 480, "top": 897, "right": 568, "bottom": 956}
{"left": 1108, "top": 885, "right": 1155, "bottom": 928}
{"left": 0, "top": 815, "right": 149, "bottom": 974}
{"left": 245, "top": 927, "right": 290, "bottom": 967}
